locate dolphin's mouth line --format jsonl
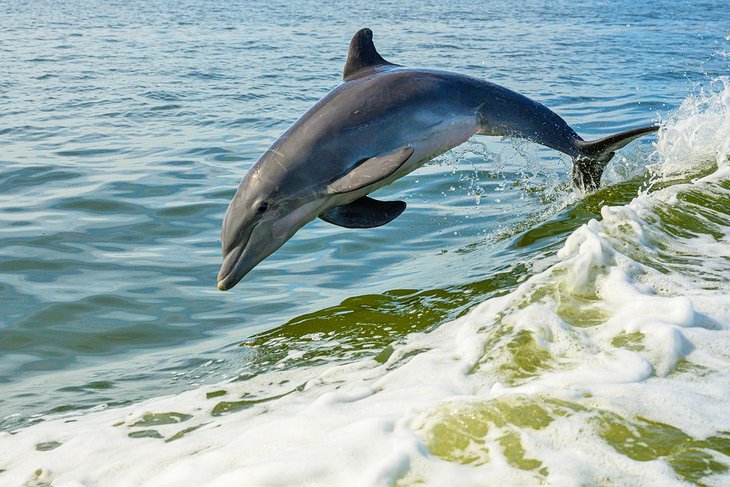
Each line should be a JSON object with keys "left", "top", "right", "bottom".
{"left": 217, "top": 222, "right": 259, "bottom": 290}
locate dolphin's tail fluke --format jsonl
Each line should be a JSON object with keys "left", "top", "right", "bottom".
{"left": 572, "top": 124, "right": 660, "bottom": 191}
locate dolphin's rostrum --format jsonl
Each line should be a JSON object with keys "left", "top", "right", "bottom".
{"left": 217, "top": 29, "right": 659, "bottom": 291}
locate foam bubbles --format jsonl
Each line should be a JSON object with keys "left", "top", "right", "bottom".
{"left": 653, "top": 76, "right": 730, "bottom": 180}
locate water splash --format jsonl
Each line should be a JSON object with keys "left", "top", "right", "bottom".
{"left": 651, "top": 76, "right": 730, "bottom": 181}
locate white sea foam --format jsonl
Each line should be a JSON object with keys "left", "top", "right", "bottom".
{"left": 2, "top": 84, "right": 730, "bottom": 487}
{"left": 652, "top": 76, "right": 730, "bottom": 180}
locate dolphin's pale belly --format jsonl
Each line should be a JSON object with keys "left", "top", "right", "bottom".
{"left": 333, "top": 113, "right": 478, "bottom": 206}
{"left": 400, "top": 115, "right": 478, "bottom": 174}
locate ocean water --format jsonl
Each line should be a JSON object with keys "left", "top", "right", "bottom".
{"left": 1, "top": 0, "right": 729, "bottom": 485}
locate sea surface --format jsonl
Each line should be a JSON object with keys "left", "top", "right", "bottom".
{"left": 1, "top": 0, "right": 729, "bottom": 485}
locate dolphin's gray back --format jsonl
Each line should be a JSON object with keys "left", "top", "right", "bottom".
{"left": 253, "top": 67, "right": 583, "bottom": 195}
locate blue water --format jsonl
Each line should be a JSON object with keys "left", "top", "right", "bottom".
{"left": 0, "top": 0, "right": 727, "bottom": 435}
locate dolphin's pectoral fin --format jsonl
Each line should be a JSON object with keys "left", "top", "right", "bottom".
{"left": 327, "top": 147, "right": 414, "bottom": 195}
{"left": 343, "top": 28, "right": 398, "bottom": 81}
{"left": 320, "top": 196, "right": 406, "bottom": 229}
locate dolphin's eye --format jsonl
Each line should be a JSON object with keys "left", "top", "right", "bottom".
{"left": 256, "top": 201, "right": 269, "bottom": 214}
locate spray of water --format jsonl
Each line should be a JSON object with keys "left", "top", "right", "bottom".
{"left": 650, "top": 76, "right": 730, "bottom": 183}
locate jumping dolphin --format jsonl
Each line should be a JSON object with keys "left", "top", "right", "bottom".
{"left": 217, "top": 28, "right": 658, "bottom": 291}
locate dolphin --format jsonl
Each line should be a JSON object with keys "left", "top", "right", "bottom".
{"left": 217, "top": 28, "right": 658, "bottom": 291}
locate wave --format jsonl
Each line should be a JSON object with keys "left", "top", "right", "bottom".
{"left": 1, "top": 81, "right": 729, "bottom": 486}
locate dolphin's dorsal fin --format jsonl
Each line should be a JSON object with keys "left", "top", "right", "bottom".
{"left": 327, "top": 146, "right": 414, "bottom": 194}
{"left": 343, "top": 28, "right": 396, "bottom": 81}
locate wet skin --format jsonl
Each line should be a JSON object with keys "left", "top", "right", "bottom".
{"left": 217, "top": 29, "right": 658, "bottom": 290}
